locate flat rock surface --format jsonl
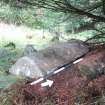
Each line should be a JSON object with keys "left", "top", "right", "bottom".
{"left": 9, "top": 39, "right": 89, "bottom": 78}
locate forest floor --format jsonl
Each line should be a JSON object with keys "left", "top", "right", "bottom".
{"left": 0, "top": 22, "right": 105, "bottom": 105}
{"left": 1, "top": 45, "right": 105, "bottom": 105}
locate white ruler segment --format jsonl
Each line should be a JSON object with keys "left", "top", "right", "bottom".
{"left": 30, "top": 78, "right": 44, "bottom": 85}
{"left": 73, "top": 58, "right": 83, "bottom": 64}
{"left": 54, "top": 67, "right": 65, "bottom": 74}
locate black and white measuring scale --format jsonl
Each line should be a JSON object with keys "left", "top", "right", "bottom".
{"left": 30, "top": 54, "right": 85, "bottom": 87}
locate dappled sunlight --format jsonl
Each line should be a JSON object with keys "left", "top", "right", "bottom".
{"left": 0, "top": 22, "right": 52, "bottom": 48}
